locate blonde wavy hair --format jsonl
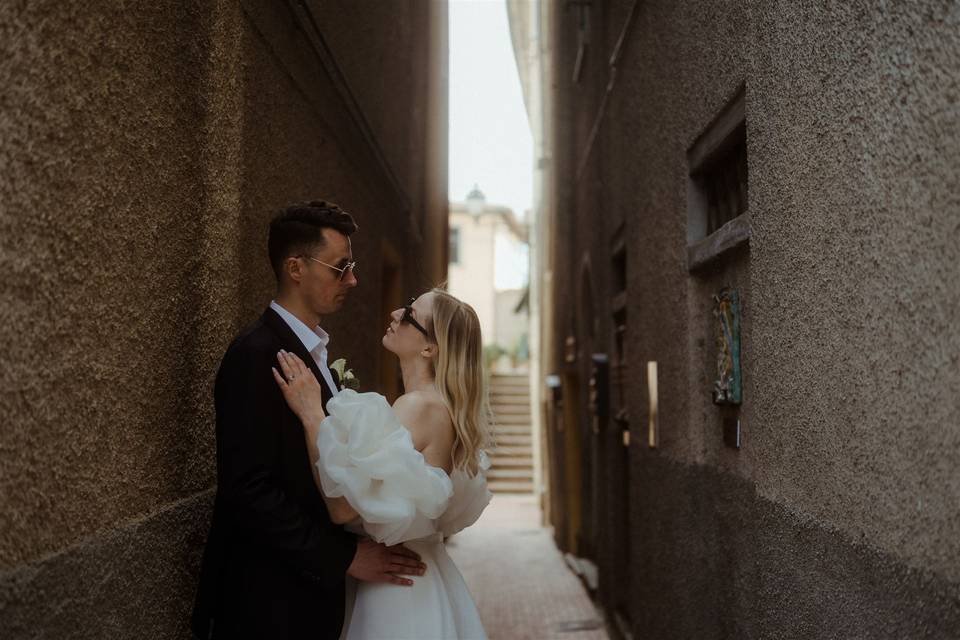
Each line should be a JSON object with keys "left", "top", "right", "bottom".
{"left": 428, "top": 288, "right": 492, "bottom": 476}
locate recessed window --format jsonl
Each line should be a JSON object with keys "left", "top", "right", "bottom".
{"left": 693, "top": 123, "right": 747, "bottom": 235}
{"left": 686, "top": 86, "right": 751, "bottom": 272}
{"left": 610, "top": 238, "right": 627, "bottom": 366}
{"left": 611, "top": 242, "right": 627, "bottom": 295}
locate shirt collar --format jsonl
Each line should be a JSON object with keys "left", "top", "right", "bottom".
{"left": 269, "top": 301, "right": 330, "bottom": 354}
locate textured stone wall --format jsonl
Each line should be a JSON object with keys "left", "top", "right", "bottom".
{"left": 0, "top": 1, "right": 446, "bottom": 636}
{"left": 547, "top": 0, "right": 960, "bottom": 637}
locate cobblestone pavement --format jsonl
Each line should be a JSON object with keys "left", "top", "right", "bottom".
{"left": 446, "top": 495, "right": 609, "bottom": 640}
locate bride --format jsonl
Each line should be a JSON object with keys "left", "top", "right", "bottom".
{"left": 272, "top": 288, "right": 492, "bottom": 640}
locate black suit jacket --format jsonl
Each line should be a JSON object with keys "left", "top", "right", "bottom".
{"left": 192, "top": 308, "right": 356, "bottom": 640}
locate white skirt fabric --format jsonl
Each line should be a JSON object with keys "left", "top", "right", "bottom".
{"left": 343, "top": 533, "right": 486, "bottom": 640}
{"left": 316, "top": 390, "right": 491, "bottom": 640}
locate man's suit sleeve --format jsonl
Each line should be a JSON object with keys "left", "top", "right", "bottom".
{"left": 216, "top": 344, "right": 357, "bottom": 587}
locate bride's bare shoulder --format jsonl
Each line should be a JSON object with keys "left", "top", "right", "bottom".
{"left": 392, "top": 389, "right": 445, "bottom": 414}
{"left": 393, "top": 391, "right": 454, "bottom": 452}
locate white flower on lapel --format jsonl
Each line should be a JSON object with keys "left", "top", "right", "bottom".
{"left": 330, "top": 358, "right": 360, "bottom": 391}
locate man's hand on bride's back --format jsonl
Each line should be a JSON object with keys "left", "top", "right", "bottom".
{"left": 348, "top": 539, "right": 426, "bottom": 586}
{"left": 272, "top": 350, "right": 326, "bottom": 426}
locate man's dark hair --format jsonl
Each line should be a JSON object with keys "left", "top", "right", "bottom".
{"left": 268, "top": 200, "right": 358, "bottom": 281}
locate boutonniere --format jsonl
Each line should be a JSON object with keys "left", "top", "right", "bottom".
{"left": 330, "top": 358, "right": 360, "bottom": 391}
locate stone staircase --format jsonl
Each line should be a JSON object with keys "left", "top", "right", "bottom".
{"left": 487, "top": 373, "right": 534, "bottom": 494}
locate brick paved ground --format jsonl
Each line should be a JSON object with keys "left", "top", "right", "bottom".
{"left": 446, "top": 495, "right": 609, "bottom": 640}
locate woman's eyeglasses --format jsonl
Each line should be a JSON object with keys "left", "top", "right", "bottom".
{"left": 401, "top": 297, "right": 430, "bottom": 337}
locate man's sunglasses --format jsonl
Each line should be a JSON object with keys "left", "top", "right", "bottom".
{"left": 301, "top": 255, "right": 357, "bottom": 281}
{"left": 401, "top": 297, "right": 431, "bottom": 337}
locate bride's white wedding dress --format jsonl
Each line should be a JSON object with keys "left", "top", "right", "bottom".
{"left": 315, "top": 389, "right": 491, "bottom": 640}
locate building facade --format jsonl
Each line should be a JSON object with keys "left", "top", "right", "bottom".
{"left": 447, "top": 190, "right": 528, "bottom": 366}
{"left": 0, "top": 1, "right": 447, "bottom": 636}
{"left": 507, "top": 0, "right": 555, "bottom": 506}
{"left": 525, "top": 1, "right": 960, "bottom": 638}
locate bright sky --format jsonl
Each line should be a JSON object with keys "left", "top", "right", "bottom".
{"left": 449, "top": 0, "right": 532, "bottom": 290}
{"left": 448, "top": 0, "right": 533, "bottom": 220}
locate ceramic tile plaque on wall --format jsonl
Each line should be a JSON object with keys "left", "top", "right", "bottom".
{"left": 713, "top": 287, "right": 742, "bottom": 405}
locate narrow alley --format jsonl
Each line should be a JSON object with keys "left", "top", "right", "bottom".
{"left": 448, "top": 495, "right": 607, "bottom": 640}
{"left": 2, "top": 1, "right": 959, "bottom": 639}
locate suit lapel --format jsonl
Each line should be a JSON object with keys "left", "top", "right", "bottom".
{"left": 262, "top": 307, "right": 334, "bottom": 406}
{"left": 329, "top": 366, "right": 341, "bottom": 392}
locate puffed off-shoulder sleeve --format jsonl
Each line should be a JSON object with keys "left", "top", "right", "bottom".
{"left": 315, "top": 390, "right": 454, "bottom": 545}
{"left": 438, "top": 451, "right": 492, "bottom": 538}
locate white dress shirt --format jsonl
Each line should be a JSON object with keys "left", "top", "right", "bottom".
{"left": 269, "top": 301, "right": 340, "bottom": 399}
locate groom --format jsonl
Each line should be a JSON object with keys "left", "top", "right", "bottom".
{"left": 192, "top": 201, "right": 426, "bottom": 640}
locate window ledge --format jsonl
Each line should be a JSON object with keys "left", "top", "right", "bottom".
{"left": 687, "top": 212, "right": 751, "bottom": 272}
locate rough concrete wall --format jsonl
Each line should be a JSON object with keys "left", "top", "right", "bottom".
{"left": 550, "top": 0, "right": 960, "bottom": 637}
{"left": 0, "top": 0, "right": 216, "bottom": 575}
{"left": 310, "top": 0, "right": 428, "bottom": 181}
{"left": 745, "top": 0, "right": 960, "bottom": 583}
{"left": 627, "top": 457, "right": 960, "bottom": 639}
{"left": 0, "top": 0, "right": 445, "bottom": 636}
{"left": 306, "top": 0, "right": 439, "bottom": 278}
